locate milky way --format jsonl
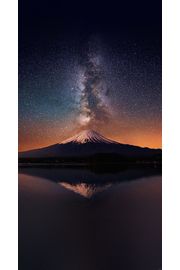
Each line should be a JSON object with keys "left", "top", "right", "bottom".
{"left": 76, "top": 51, "right": 112, "bottom": 128}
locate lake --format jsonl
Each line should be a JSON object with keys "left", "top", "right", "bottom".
{"left": 19, "top": 166, "right": 162, "bottom": 270}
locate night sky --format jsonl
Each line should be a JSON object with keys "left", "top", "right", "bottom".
{"left": 19, "top": 0, "right": 162, "bottom": 151}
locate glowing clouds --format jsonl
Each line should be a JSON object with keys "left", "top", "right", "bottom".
{"left": 78, "top": 114, "right": 91, "bottom": 126}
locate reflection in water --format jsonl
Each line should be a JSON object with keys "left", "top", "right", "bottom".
{"left": 19, "top": 166, "right": 162, "bottom": 270}
{"left": 60, "top": 182, "right": 112, "bottom": 198}
{"left": 19, "top": 165, "right": 161, "bottom": 184}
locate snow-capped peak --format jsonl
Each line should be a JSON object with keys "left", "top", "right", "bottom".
{"left": 60, "top": 129, "right": 118, "bottom": 144}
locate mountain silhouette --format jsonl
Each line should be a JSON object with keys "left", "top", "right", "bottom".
{"left": 19, "top": 129, "right": 161, "bottom": 162}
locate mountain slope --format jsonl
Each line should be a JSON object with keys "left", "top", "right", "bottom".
{"left": 61, "top": 130, "right": 118, "bottom": 144}
{"left": 19, "top": 129, "right": 161, "bottom": 160}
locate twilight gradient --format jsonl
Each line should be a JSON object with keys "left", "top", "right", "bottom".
{"left": 19, "top": 0, "right": 161, "bottom": 151}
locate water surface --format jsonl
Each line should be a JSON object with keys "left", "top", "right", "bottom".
{"left": 19, "top": 167, "right": 162, "bottom": 270}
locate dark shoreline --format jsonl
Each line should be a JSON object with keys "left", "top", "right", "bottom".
{"left": 18, "top": 161, "right": 161, "bottom": 168}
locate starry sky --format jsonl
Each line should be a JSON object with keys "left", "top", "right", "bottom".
{"left": 19, "top": 0, "right": 162, "bottom": 151}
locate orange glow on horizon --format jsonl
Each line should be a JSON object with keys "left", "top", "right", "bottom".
{"left": 19, "top": 125, "right": 162, "bottom": 151}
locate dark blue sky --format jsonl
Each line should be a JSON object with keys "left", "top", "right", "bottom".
{"left": 19, "top": 0, "right": 162, "bottom": 150}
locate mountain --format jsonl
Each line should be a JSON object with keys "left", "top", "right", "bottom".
{"left": 61, "top": 130, "right": 118, "bottom": 144}
{"left": 60, "top": 182, "right": 111, "bottom": 198}
{"left": 19, "top": 129, "right": 161, "bottom": 162}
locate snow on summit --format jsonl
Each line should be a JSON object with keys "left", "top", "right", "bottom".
{"left": 61, "top": 129, "right": 118, "bottom": 144}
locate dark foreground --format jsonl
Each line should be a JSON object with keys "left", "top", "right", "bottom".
{"left": 19, "top": 166, "right": 162, "bottom": 270}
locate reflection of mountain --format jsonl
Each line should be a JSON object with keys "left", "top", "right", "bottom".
{"left": 19, "top": 165, "right": 161, "bottom": 184}
{"left": 19, "top": 129, "right": 161, "bottom": 162}
{"left": 60, "top": 182, "right": 111, "bottom": 198}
